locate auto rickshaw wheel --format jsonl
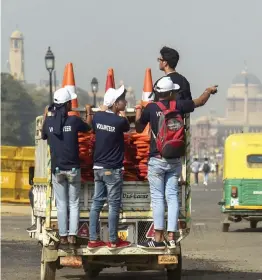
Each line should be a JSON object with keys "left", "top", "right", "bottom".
{"left": 40, "top": 247, "right": 56, "bottom": 280}
{"left": 222, "top": 223, "right": 230, "bottom": 232}
{"left": 166, "top": 245, "right": 182, "bottom": 280}
{"left": 250, "top": 221, "right": 258, "bottom": 229}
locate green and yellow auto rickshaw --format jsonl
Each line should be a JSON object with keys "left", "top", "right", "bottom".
{"left": 219, "top": 133, "right": 262, "bottom": 232}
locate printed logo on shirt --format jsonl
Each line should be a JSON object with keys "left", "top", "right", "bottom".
{"left": 48, "top": 126, "right": 72, "bottom": 133}
{"left": 63, "top": 126, "right": 71, "bottom": 132}
{"left": 156, "top": 111, "right": 163, "bottom": 117}
{"left": 96, "top": 123, "right": 115, "bottom": 132}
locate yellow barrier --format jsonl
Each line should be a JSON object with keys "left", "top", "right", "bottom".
{"left": 1, "top": 146, "right": 35, "bottom": 204}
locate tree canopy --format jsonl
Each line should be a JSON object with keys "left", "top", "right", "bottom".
{"left": 1, "top": 73, "right": 38, "bottom": 146}
{"left": 1, "top": 73, "right": 93, "bottom": 146}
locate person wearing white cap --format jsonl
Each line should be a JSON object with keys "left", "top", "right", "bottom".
{"left": 135, "top": 76, "right": 218, "bottom": 249}
{"left": 41, "top": 87, "right": 92, "bottom": 249}
{"left": 88, "top": 85, "right": 131, "bottom": 250}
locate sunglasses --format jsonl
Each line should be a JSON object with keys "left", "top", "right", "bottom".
{"left": 157, "top": 57, "right": 164, "bottom": 62}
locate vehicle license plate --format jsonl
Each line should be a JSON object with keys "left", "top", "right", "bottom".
{"left": 158, "top": 255, "right": 178, "bottom": 264}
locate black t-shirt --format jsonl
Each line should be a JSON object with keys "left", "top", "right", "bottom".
{"left": 42, "top": 115, "right": 91, "bottom": 172}
{"left": 92, "top": 111, "right": 130, "bottom": 169}
{"left": 167, "top": 72, "right": 192, "bottom": 101}
{"left": 137, "top": 100, "right": 195, "bottom": 157}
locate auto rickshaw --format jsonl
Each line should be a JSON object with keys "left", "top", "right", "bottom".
{"left": 219, "top": 133, "right": 262, "bottom": 232}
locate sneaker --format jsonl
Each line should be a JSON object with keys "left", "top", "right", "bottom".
{"left": 137, "top": 240, "right": 166, "bottom": 249}
{"left": 166, "top": 240, "right": 176, "bottom": 249}
{"left": 107, "top": 239, "right": 131, "bottom": 250}
{"left": 88, "top": 240, "right": 107, "bottom": 249}
{"left": 26, "top": 224, "right": 37, "bottom": 233}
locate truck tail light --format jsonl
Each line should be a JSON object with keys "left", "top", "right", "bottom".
{"left": 231, "top": 186, "right": 238, "bottom": 198}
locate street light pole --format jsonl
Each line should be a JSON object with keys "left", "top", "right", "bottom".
{"left": 49, "top": 71, "right": 53, "bottom": 105}
{"left": 91, "top": 77, "right": 99, "bottom": 107}
{"left": 45, "top": 47, "right": 55, "bottom": 105}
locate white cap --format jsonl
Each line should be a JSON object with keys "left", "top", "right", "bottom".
{"left": 154, "top": 76, "right": 180, "bottom": 92}
{"left": 53, "top": 88, "right": 77, "bottom": 104}
{"left": 103, "top": 85, "right": 125, "bottom": 107}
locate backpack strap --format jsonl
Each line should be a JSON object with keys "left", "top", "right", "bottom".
{"left": 169, "top": 100, "right": 177, "bottom": 111}
{"left": 155, "top": 102, "right": 167, "bottom": 111}
{"left": 156, "top": 101, "right": 177, "bottom": 111}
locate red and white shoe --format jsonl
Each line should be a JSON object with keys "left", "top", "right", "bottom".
{"left": 88, "top": 240, "right": 107, "bottom": 249}
{"left": 107, "top": 239, "right": 131, "bottom": 250}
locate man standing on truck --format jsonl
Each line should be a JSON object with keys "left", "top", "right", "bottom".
{"left": 42, "top": 88, "right": 92, "bottom": 249}
{"left": 88, "top": 85, "right": 131, "bottom": 250}
{"left": 158, "top": 46, "right": 192, "bottom": 101}
{"left": 135, "top": 76, "right": 218, "bottom": 249}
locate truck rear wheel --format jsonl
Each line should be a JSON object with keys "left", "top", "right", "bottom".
{"left": 40, "top": 247, "right": 56, "bottom": 280}
{"left": 166, "top": 246, "right": 182, "bottom": 280}
{"left": 84, "top": 270, "right": 100, "bottom": 279}
{"left": 83, "top": 258, "right": 101, "bottom": 279}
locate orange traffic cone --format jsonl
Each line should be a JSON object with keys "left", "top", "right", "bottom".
{"left": 105, "top": 68, "right": 115, "bottom": 92}
{"left": 108, "top": 68, "right": 115, "bottom": 88}
{"left": 62, "top": 65, "right": 68, "bottom": 87}
{"left": 142, "top": 68, "right": 153, "bottom": 106}
{"left": 62, "top": 63, "right": 78, "bottom": 109}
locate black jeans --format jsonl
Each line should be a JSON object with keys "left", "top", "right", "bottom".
{"left": 194, "top": 172, "right": 199, "bottom": 184}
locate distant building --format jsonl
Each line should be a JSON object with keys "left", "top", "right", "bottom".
{"left": 191, "top": 69, "right": 262, "bottom": 158}
{"left": 9, "top": 30, "right": 25, "bottom": 81}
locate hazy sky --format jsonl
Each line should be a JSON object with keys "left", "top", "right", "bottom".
{"left": 2, "top": 0, "right": 262, "bottom": 117}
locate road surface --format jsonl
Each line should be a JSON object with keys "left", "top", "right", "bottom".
{"left": 2, "top": 182, "right": 262, "bottom": 279}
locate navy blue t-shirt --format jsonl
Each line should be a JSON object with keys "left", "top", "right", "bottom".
{"left": 42, "top": 115, "right": 91, "bottom": 172}
{"left": 137, "top": 100, "right": 195, "bottom": 157}
{"left": 92, "top": 111, "right": 130, "bottom": 169}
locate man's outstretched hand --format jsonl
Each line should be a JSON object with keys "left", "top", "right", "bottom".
{"left": 206, "top": 85, "right": 218, "bottom": 95}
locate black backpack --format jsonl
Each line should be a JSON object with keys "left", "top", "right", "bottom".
{"left": 203, "top": 163, "right": 210, "bottom": 173}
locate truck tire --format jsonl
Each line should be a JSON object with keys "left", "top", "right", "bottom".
{"left": 83, "top": 258, "right": 101, "bottom": 279}
{"left": 250, "top": 221, "right": 258, "bottom": 229}
{"left": 222, "top": 223, "right": 230, "bottom": 232}
{"left": 84, "top": 270, "right": 100, "bottom": 279}
{"left": 166, "top": 245, "right": 182, "bottom": 280}
{"left": 40, "top": 247, "right": 56, "bottom": 280}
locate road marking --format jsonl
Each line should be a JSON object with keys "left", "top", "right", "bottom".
{"left": 191, "top": 189, "right": 221, "bottom": 192}
{"left": 193, "top": 223, "right": 206, "bottom": 226}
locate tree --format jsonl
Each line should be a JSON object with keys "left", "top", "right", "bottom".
{"left": 1, "top": 73, "right": 38, "bottom": 146}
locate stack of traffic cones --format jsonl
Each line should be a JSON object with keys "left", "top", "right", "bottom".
{"left": 130, "top": 68, "right": 153, "bottom": 179}
{"left": 62, "top": 63, "right": 94, "bottom": 182}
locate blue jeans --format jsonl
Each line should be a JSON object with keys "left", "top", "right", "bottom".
{"left": 148, "top": 157, "right": 182, "bottom": 232}
{"left": 89, "top": 169, "right": 123, "bottom": 242}
{"left": 204, "top": 173, "right": 209, "bottom": 184}
{"left": 52, "top": 169, "right": 81, "bottom": 236}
